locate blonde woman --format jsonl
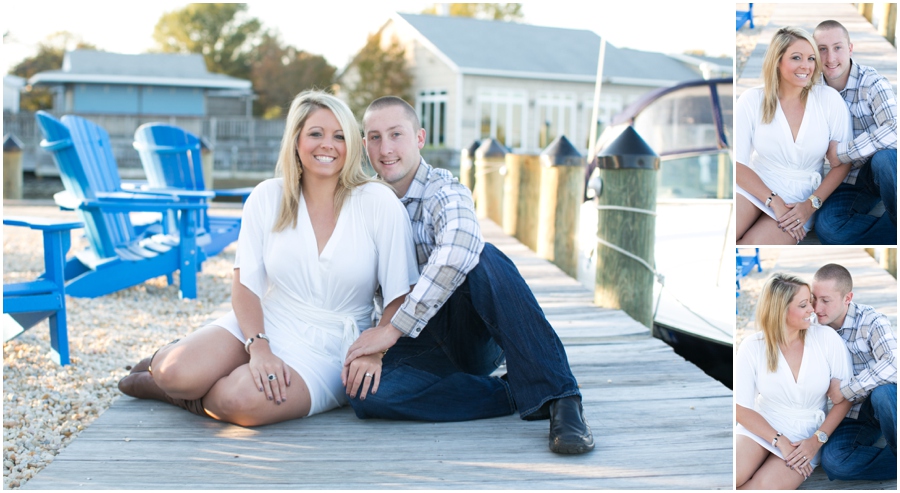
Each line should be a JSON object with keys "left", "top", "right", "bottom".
{"left": 118, "top": 91, "right": 418, "bottom": 426}
{"left": 736, "top": 274, "right": 853, "bottom": 489}
{"left": 735, "top": 26, "right": 852, "bottom": 244}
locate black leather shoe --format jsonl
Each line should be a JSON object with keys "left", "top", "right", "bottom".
{"left": 548, "top": 396, "right": 594, "bottom": 454}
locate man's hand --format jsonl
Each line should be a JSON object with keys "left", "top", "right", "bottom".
{"left": 826, "top": 140, "right": 844, "bottom": 168}
{"left": 344, "top": 323, "right": 402, "bottom": 366}
{"left": 827, "top": 378, "right": 846, "bottom": 404}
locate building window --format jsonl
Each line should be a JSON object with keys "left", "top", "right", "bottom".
{"left": 476, "top": 88, "right": 527, "bottom": 151}
{"left": 535, "top": 92, "right": 577, "bottom": 149}
{"left": 418, "top": 90, "right": 447, "bottom": 147}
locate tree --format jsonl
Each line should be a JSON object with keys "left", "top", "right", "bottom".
{"left": 153, "top": 3, "right": 261, "bottom": 80}
{"left": 250, "top": 32, "right": 337, "bottom": 118}
{"left": 343, "top": 31, "right": 413, "bottom": 118}
{"left": 422, "top": 3, "right": 523, "bottom": 21}
{"left": 11, "top": 31, "right": 96, "bottom": 111}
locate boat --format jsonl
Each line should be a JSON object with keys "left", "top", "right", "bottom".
{"left": 577, "top": 78, "right": 735, "bottom": 389}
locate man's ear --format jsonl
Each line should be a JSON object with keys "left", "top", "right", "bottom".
{"left": 416, "top": 128, "right": 426, "bottom": 150}
{"left": 844, "top": 290, "right": 853, "bottom": 305}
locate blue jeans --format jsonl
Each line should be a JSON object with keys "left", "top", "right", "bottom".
{"left": 349, "top": 243, "right": 581, "bottom": 422}
{"left": 816, "top": 149, "right": 897, "bottom": 245}
{"left": 821, "top": 383, "right": 897, "bottom": 481}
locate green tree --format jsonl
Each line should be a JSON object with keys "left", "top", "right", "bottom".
{"left": 250, "top": 32, "right": 337, "bottom": 118}
{"left": 153, "top": 3, "right": 261, "bottom": 80}
{"left": 11, "top": 31, "right": 96, "bottom": 111}
{"left": 422, "top": 3, "right": 523, "bottom": 21}
{"left": 343, "top": 31, "right": 413, "bottom": 118}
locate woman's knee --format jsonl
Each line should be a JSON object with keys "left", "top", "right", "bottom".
{"left": 870, "top": 150, "right": 897, "bottom": 177}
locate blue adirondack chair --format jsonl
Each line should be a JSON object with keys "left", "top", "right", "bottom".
{"left": 35, "top": 111, "right": 211, "bottom": 299}
{"left": 736, "top": 3, "right": 754, "bottom": 31}
{"left": 735, "top": 248, "right": 762, "bottom": 313}
{"left": 133, "top": 123, "right": 250, "bottom": 257}
{"left": 3, "top": 216, "right": 83, "bottom": 365}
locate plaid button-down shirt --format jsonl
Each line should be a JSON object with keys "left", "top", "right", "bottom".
{"left": 389, "top": 159, "right": 484, "bottom": 337}
{"left": 835, "top": 302, "right": 897, "bottom": 419}
{"left": 834, "top": 61, "right": 898, "bottom": 185}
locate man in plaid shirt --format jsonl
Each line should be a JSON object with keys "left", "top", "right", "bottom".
{"left": 812, "top": 263, "right": 896, "bottom": 481}
{"left": 813, "top": 20, "right": 897, "bottom": 245}
{"left": 342, "top": 96, "right": 593, "bottom": 454}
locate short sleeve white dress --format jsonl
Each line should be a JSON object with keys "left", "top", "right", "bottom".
{"left": 734, "top": 84, "right": 852, "bottom": 231}
{"left": 735, "top": 325, "right": 853, "bottom": 466}
{"left": 208, "top": 179, "right": 419, "bottom": 416}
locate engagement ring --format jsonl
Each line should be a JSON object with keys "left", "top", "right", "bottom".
{"left": 364, "top": 373, "right": 373, "bottom": 378}
{"left": 268, "top": 374, "right": 277, "bottom": 381}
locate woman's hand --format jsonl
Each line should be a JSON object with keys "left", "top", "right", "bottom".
{"left": 769, "top": 195, "right": 791, "bottom": 219}
{"left": 247, "top": 342, "right": 291, "bottom": 405}
{"left": 828, "top": 378, "right": 846, "bottom": 404}
{"left": 785, "top": 437, "right": 822, "bottom": 472}
{"left": 343, "top": 354, "right": 384, "bottom": 400}
{"left": 777, "top": 201, "right": 814, "bottom": 241}
{"left": 778, "top": 439, "right": 814, "bottom": 479}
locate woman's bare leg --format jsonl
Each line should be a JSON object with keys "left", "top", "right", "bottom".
{"left": 203, "top": 364, "right": 313, "bottom": 427}
{"left": 736, "top": 435, "right": 771, "bottom": 488}
{"left": 739, "top": 452, "right": 808, "bottom": 490}
{"left": 736, "top": 194, "right": 763, "bottom": 241}
{"left": 738, "top": 215, "right": 799, "bottom": 245}
{"left": 151, "top": 325, "right": 249, "bottom": 400}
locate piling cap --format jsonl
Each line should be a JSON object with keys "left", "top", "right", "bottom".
{"left": 475, "top": 138, "right": 508, "bottom": 158}
{"left": 468, "top": 140, "right": 482, "bottom": 154}
{"left": 3, "top": 134, "right": 23, "bottom": 152}
{"left": 540, "top": 135, "right": 583, "bottom": 166}
{"left": 200, "top": 136, "right": 214, "bottom": 152}
{"left": 595, "top": 126, "right": 659, "bottom": 170}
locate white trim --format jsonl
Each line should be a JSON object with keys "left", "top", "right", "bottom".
{"left": 459, "top": 68, "right": 683, "bottom": 87}
{"left": 29, "top": 73, "right": 251, "bottom": 91}
{"left": 455, "top": 72, "right": 464, "bottom": 149}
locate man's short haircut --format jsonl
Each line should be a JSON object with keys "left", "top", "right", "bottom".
{"left": 815, "top": 20, "right": 852, "bottom": 44}
{"left": 364, "top": 96, "right": 421, "bottom": 131}
{"left": 814, "top": 263, "right": 854, "bottom": 296}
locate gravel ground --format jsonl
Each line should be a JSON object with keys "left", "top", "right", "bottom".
{"left": 735, "top": 248, "right": 781, "bottom": 349}
{"left": 2, "top": 211, "right": 237, "bottom": 489}
{"left": 736, "top": 3, "right": 775, "bottom": 78}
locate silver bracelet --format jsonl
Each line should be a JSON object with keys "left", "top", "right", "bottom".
{"left": 772, "top": 432, "right": 783, "bottom": 447}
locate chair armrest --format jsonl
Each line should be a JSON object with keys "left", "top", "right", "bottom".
{"left": 131, "top": 188, "right": 216, "bottom": 200}
{"left": 3, "top": 216, "right": 84, "bottom": 232}
{"left": 212, "top": 187, "right": 254, "bottom": 198}
{"left": 81, "top": 193, "right": 209, "bottom": 213}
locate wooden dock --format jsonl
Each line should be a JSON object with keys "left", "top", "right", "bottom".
{"left": 737, "top": 2, "right": 898, "bottom": 97}
{"left": 19, "top": 218, "right": 732, "bottom": 489}
{"left": 737, "top": 247, "right": 897, "bottom": 490}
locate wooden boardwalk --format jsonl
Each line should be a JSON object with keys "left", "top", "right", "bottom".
{"left": 20, "top": 218, "right": 733, "bottom": 489}
{"left": 737, "top": 247, "right": 897, "bottom": 490}
{"left": 737, "top": 2, "right": 898, "bottom": 97}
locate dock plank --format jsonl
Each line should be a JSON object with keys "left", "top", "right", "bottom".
{"left": 22, "top": 218, "right": 732, "bottom": 490}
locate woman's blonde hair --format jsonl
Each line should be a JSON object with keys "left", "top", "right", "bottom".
{"left": 756, "top": 273, "right": 809, "bottom": 372}
{"left": 760, "top": 27, "right": 821, "bottom": 124}
{"left": 273, "top": 90, "right": 373, "bottom": 232}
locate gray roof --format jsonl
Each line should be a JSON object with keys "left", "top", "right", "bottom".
{"left": 396, "top": 13, "right": 703, "bottom": 85}
{"left": 29, "top": 50, "right": 251, "bottom": 91}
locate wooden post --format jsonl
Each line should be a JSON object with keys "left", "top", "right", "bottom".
{"left": 200, "top": 137, "right": 215, "bottom": 191}
{"left": 502, "top": 153, "right": 541, "bottom": 250}
{"left": 593, "top": 127, "right": 659, "bottom": 328}
{"left": 717, "top": 152, "right": 732, "bottom": 199}
{"left": 881, "top": 3, "right": 897, "bottom": 46}
{"left": 859, "top": 3, "right": 874, "bottom": 22}
{"left": 537, "top": 136, "right": 585, "bottom": 278}
{"left": 474, "top": 139, "right": 507, "bottom": 224}
{"left": 3, "top": 134, "right": 24, "bottom": 200}
{"left": 459, "top": 140, "right": 479, "bottom": 192}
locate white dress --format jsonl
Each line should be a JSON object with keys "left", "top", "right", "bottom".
{"left": 735, "top": 326, "right": 853, "bottom": 465}
{"left": 734, "top": 84, "right": 852, "bottom": 231}
{"left": 208, "top": 179, "right": 419, "bottom": 416}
